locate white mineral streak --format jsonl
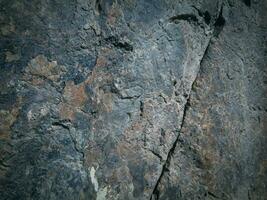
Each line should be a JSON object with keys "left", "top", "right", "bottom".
{"left": 90, "top": 167, "right": 99, "bottom": 192}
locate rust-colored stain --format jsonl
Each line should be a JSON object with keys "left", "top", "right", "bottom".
{"left": 24, "top": 55, "right": 66, "bottom": 82}
{"left": 63, "top": 81, "right": 87, "bottom": 106}
{"left": 95, "top": 56, "right": 107, "bottom": 68}
{"left": 30, "top": 77, "right": 45, "bottom": 86}
{"left": 122, "top": 120, "right": 144, "bottom": 144}
{"left": 107, "top": 3, "right": 121, "bottom": 26}
{"left": 0, "top": 105, "right": 20, "bottom": 140}
{"left": 85, "top": 48, "right": 113, "bottom": 85}
{"left": 59, "top": 104, "right": 75, "bottom": 121}
{"left": 59, "top": 47, "right": 117, "bottom": 121}
{"left": 59, "top": 81, "right": 88, "bottom": 120}
{"left": 107, "top": 12, "right": 116, "bottom": 26}
{"left": 200, "top": 149, "right": 218, "bottom": 170}
{"left": 116, "top": 142, "right": 139, "bottom": 162}
{"left": 26, "top": 55, "right": 57, "bottom": 77}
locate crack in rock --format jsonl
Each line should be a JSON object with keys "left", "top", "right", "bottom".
{"left": 149, "top": 5, "right": 224, "bottom": 198}
{"left": 149, "top": 101, "right": 189, "bottom": 200}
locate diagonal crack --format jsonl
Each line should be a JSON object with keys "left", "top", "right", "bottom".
{"left": 149, "top": 100, "right": 190, "bottom": 200}
{"left": 149, "top": 4, "right": 224, "bottom": 197}
{"left": 150, "top": 41, "right": 211, "bottom": 200}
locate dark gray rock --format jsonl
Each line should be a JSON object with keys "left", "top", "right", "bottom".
{"left": 0, "top": 0, "right": 266, "bottom": 199}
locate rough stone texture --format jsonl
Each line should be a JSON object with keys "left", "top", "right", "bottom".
{"left": 152, "top": 1, "right": 267, "bottom": 199}
{"left": 0, "top": 0, "right": 266, "bottom": 200}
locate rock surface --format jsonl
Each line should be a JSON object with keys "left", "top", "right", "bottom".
{"left": 0, "top": 0, "right": 266, "bottom": 199}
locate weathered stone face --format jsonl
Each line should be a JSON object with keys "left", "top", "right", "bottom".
{"left": 0, "top": 0, "right": 266, "bottom": 200}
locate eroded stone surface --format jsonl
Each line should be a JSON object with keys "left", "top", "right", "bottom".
{"left": 0, "top": 0, "right": 266, "bottom": 200}
{"left": 152, "top": 1, "right": 267, "bottom": 199}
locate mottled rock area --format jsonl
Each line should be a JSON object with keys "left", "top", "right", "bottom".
{"left": 0, "top": 0, "right": 266, "bottom": 200}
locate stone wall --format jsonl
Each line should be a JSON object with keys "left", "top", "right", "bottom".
{"left": 0, "top": 0, "right": 266, "bottom": 199}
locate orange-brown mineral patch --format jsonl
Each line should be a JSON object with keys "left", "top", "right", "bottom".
{"left": 59, "top": 81, "right": 88, "bottom": 120}
{"left": 116, "top": 142, "right": 140, "bottom": 162}
{"left": 59, "top": 48, "right": 116, "bottom": 119}
{"left": 95, "top": 48, "right": 113, "bottom": 67}
{"left": 84, "top": 48, "right": 113, "bottom": 85}
{"left": 24, "top": 55, "right": 66, "bottom": 82}
{"left": 0, "top": 107, "right": 19, "bottom": 140}
{"left": 95, "top": 56, "right": 108, "bottom": 68}
{"left": 95, "top": 89, "right": 113, "bottom": 112}
{"left": 63, "top": 81, "right": 87, "bottom": 107}
{"left": 59, "top": 104, "right": 76, "bottom": 121}
{"left": 107, "top": 3, "right": 122, "bottom": 26}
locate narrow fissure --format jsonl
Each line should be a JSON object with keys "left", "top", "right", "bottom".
{"left": 150, "top": 100, "right": 190, "bottom": 200}
{"left": 213, "top": 5, "right": 225, "bottom": 37}
{"left": 149, "top": 12, "right": 218, "bottom": 196}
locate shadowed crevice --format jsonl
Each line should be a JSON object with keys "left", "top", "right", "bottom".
{"left": 169, "top": 14, "right": 198, "bottom": 23}
{"left": 242, "top": 0, "right": 251, "bottom": 7}
{"left": 213, "top": 5, "right": 225, "bottom": 37}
